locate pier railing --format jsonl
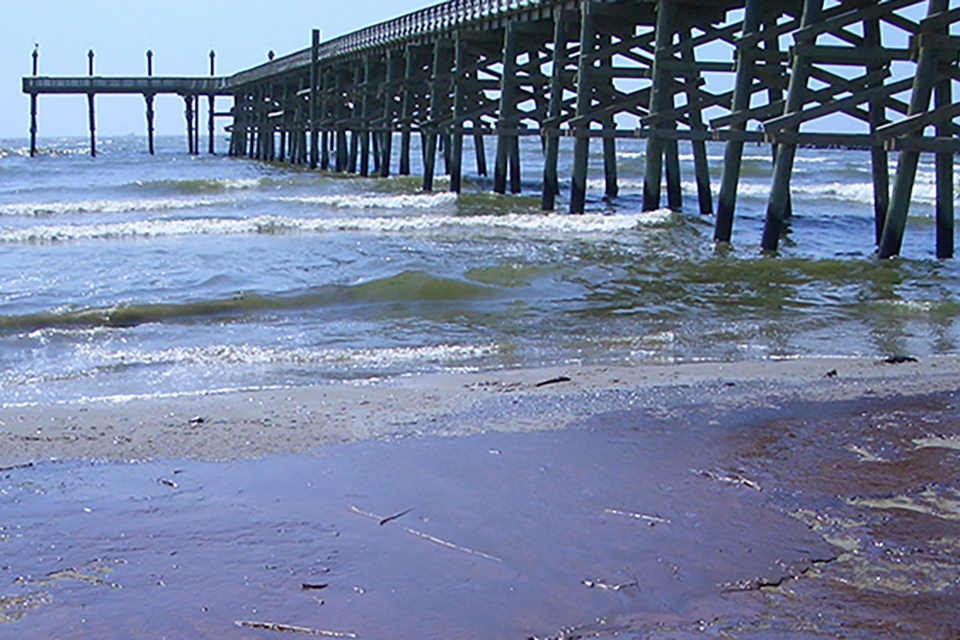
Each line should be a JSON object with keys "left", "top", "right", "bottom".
{"left": 226, "top": 0, "right": 568, "bottom": 86}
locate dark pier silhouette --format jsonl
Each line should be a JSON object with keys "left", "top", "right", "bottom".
{"left": 22, "top": 0, "right": 960, "bottom": 258}
{"left": 23, "top": 48, "right": 230, "bottom": 159}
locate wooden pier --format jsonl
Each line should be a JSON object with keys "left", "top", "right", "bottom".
{"left": 22, "top": 0, "right": 960, "bottom": 258}
{"left": 23, "top": 48, "right": 231, "bottom": 158}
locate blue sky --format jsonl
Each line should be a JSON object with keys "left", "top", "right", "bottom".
{"left": 0, "top": 0, "right": 429, "bottom": 139}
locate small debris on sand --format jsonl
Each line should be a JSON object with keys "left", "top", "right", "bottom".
{"left": 881, "top": 355, "right": 918, "bottom": 365}
{"left": 535, "top": 376, "right": 571, "bottom": 388}
{"left": 234, "top": 620, "right": 357, "bottom": 637}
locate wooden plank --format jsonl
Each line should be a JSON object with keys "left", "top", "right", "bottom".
{"left": 876, "top": 101, "right": 960, "bottom": 138}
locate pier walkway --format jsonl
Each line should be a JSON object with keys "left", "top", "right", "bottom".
{"left": 22, "top": 0, "right": 960, "bottom": 258}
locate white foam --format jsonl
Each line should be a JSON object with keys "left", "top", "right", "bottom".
{"left": 219, "top": 178, "right": 264, "bottom": 190}
{"left": 736, "top": 180, "right": 939, "bottom": 207}
{"left": 0, "top": 196, "right": 223, "bottom": 217}
{"left": 587, "top": 178, "right": 647, "bottom": 191}
{"left": 0, "top": 210, "right": 672, "bottom": 243}
{"left": 81, "top": 342, "right": 500, "bottom": 369}
{"left": 274, "top": 192, "right": 458, "bottom": 209}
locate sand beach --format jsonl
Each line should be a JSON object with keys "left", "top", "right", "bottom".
{"left": 3, "top": 356, "right": 960, "bottom": 638}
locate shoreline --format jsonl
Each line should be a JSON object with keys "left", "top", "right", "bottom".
{"left": 3, "top": 355, "right": 960, "bottom": 638}
{"left": 3, "top": 354, "right": 960, "bottom": 466}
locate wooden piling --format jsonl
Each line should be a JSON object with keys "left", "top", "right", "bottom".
{"left": 278, "top": 84, "right": 289, "bottom": 163}
{"left": 642, "top": 0, "right": 677, "bottom": 212}
{"left": 251, "top": 87, "right": 260, "bottom": 159}
{"left": 335, "top": 69, "right": 348, "bottom": 172}
{"left": 680, "top": 28, "right": 712, "bottom": 215}
{"left": 252, "top": 91, "right": 260, "bottom": 159}
{"left": 864, "top": 17, "right": 889, "bottom": 246}
{"left": 360, "top": 57, "right": 374, "bottom": 177}
{"left": 935, "top": 36, "right": 954, "bottom": 258}
{"left": 509, "top": 136, "right": 521, "bottom": 193}
{"left": 714, "top": 0, "right": 763, "bottom": 242}
{"left": 600, "top": 34, "right": 618, "bottom": 201}
{"left": 400, "top": 45, "right": 416, "bottom": 176}
{"left": 380, "top": 51, "right": 398, "bottom": 177}
{"left": 570, "top": 0, "right": 595, "bottom": 214}
{"left": 185, "top": 95, "right": 196, "bottom": 155}
{"left": 495, "top": 22, "right": 520, "bottom": 195}
{"left": 87, "top": 92, "right": 97, "bottom": 158}
{"left": 30, "top": 93, "right": 38, "bottom": 158}
{"left": 542, "top": 8, "right": 568, "bottom": 210}
{"left": 348, "top": 64, "right": 362, "bottom": 173}
{"left": 440, "top": 134, "right": 450, "bottom": 176}
{"left": 241, "top": 92, "right": 251, "bottom": 158}
{"left": 449, "top": 34, "right": 466, "bottom": 193}
{"left": 665, "top": 138, "right": 682, "bottom": 210}
{"left": 878, "top": 0, "right": 948, "bottom": 259}
{"left": 764, "top": 15, "right": 789, "bottom": 221}
{"left": 310, "top": 29, "right": 320, "bottom": 169}
{"left": 474, "top": 134, "right": 487, "bottom": 177}
{"left": 145, "top": 94, "right": 155, "bottom": 155}
{"left": 228, "top": 93, "right": 240, "bottom": 156}
{"left": 194, "top": 95, "right": 201, "bottom": 156}
{"left": 761, "top": 0, "right": 823, "bottom": 253}
{"left": 424, "top": 41, "right": 452, "bottom": 192}
{"left": 321, "top": 67, "right": 331, "bottom": 170}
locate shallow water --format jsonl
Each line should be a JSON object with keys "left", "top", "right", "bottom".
{"left": 0, "top": 406, "right": 833, "bottom": 639}
{"left": 4, "top": 389, "right": 959, "bottom": 639}
{"left": 1, "top": 135, "right": 959, "bottom": 405}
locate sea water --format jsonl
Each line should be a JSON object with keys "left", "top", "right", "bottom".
{"left": 1, "top": 134, "right": 958, "bottom": 405}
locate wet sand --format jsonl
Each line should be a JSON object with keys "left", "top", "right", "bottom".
{"left": 2, "top": 356, "right": 960, "bottom": 638}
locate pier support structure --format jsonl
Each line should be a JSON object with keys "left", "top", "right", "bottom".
{"left": 23, "top": 0, "right": 960, "bottom": 257}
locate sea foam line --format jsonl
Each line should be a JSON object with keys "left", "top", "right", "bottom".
{"left": 0, "top": 191, "right": 456, "bottom": 219}
{"left": 0, "top": 196, "right": 223, "bottom": 217}
{"left": 0, "top": 210, "right": 671, "bottom": 243}
{"left": 273, "top": 191, "right": 459, "bottom": 209}
{"left": 79, "top": 342, "right": 501, "bottom": 369}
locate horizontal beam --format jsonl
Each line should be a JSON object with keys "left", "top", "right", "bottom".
{"left": 23, "top": 76, "right": 230, "bottom": 95}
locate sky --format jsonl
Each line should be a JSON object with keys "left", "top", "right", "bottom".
{"left": 0, "top": 0, "right": 430, "bottom": 140}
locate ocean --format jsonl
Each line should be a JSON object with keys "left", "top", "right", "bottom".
{"left": 1, "top": 134, "right": 958, "bottom": 406}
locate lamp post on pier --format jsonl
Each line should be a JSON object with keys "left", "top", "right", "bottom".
{"left": 29, "top": 44, "right": 39, "bottom": 157}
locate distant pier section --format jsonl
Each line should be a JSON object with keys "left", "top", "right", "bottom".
{"left": 22, "top": 0, "right": 960, "bottom": 259}
{"left": 23, "top": 48, "right": 230, "bottom": 157}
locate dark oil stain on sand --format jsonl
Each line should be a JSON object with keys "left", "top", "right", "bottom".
{"left": 2, "top": 392, "right": 960, "bottom": 639}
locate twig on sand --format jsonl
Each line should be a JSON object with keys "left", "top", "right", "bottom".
{"left": 234, "top": 620, "right": 357, "bottom": 637}
{"left": 349, "top": 505, "right": 501, "bottom": 562}
{"left": 378, "top": 508, "right": 413, "bottom": 526}
{"left": 604, "top": 508, "right": 671, "bottom": 526}
{"left": 0, "top": 462, "right": 35, "bottom": 473}
{"left": 403, "top": 528, "right": 501, "bottom": 562}
{"left": 535, "top": 376, "right": 571, "bottom": 388}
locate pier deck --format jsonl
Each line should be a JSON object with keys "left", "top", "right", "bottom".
{"left": 22, "top": 77, "right": 229, "bottom": 95}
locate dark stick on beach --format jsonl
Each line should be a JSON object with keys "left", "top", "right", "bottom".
{"left": 535, "top": 376, "right": 571, "bottom": 388}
